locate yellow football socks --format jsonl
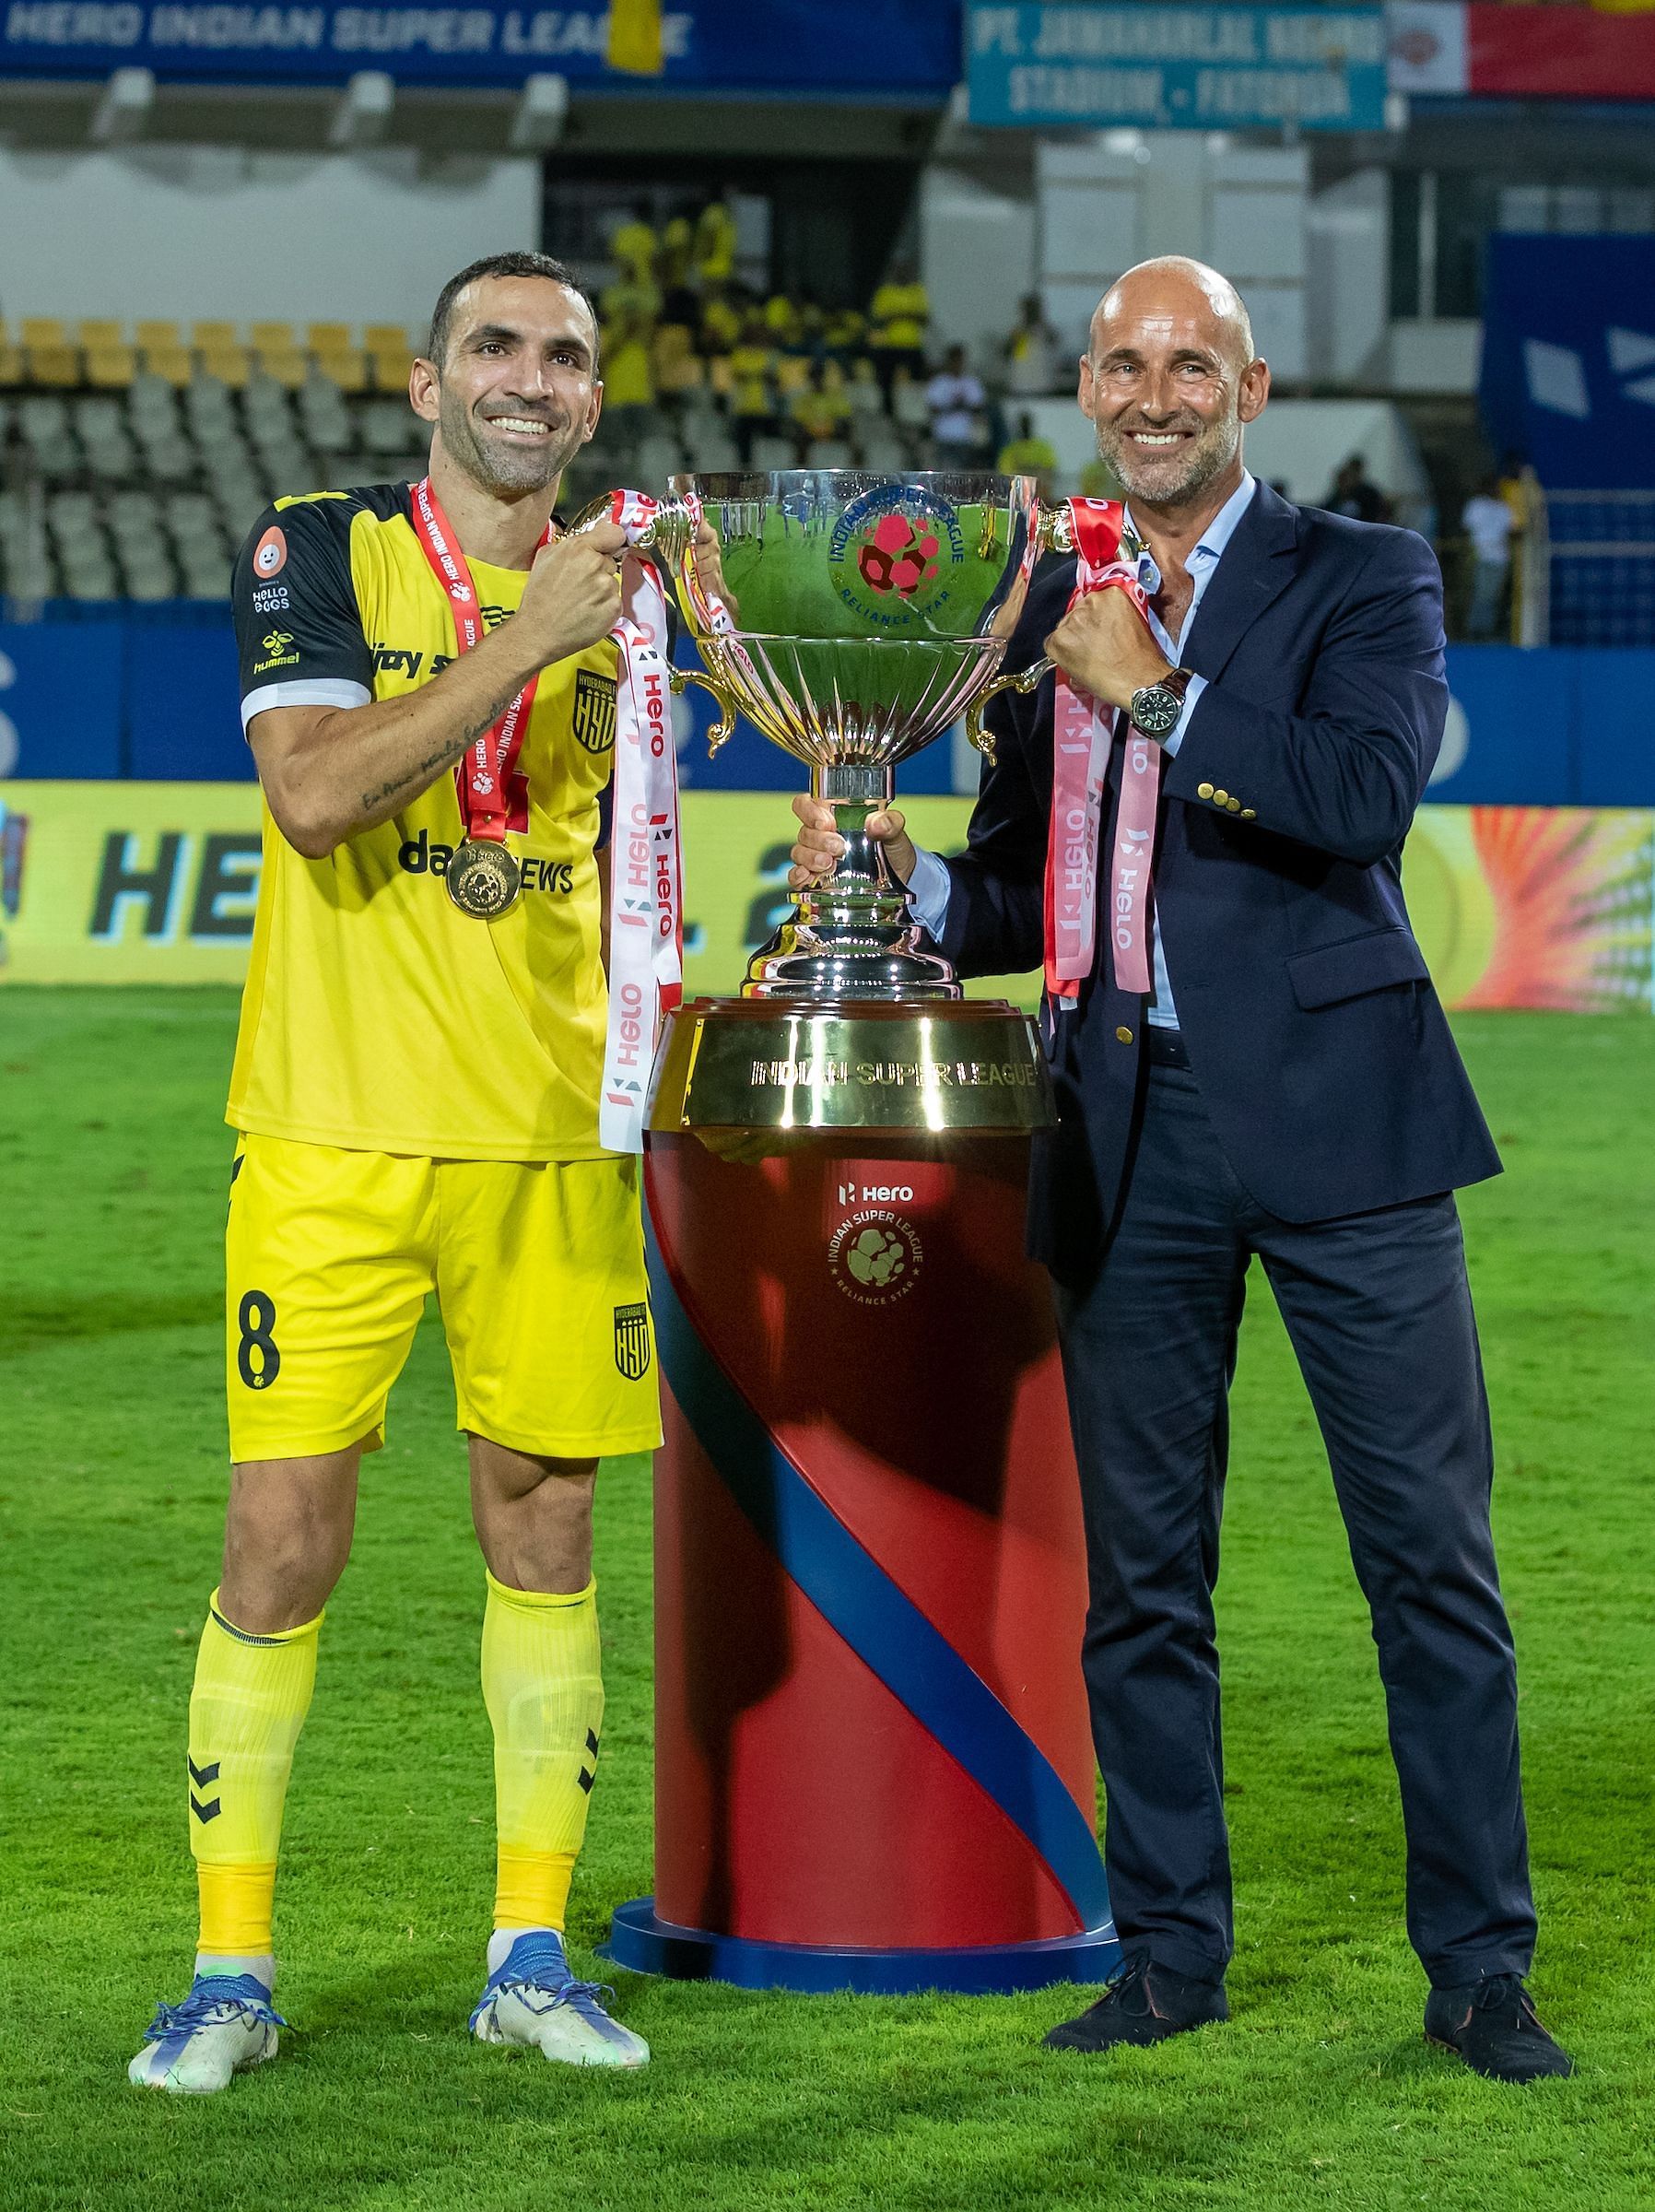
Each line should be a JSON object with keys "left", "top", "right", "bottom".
{"left": 481, "top": 1571, "right": 604, "bottom": 1933}
{"left": 188, "top": 1590, "right": 322, "bottom": 1958}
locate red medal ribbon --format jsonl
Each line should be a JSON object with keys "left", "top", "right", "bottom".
{"left": 408, "top": 476, "right": 554, "bottom": 844}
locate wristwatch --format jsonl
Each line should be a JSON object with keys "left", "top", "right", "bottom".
{"left": 1130, "top": 667, "right": 1194, "bottom": 739}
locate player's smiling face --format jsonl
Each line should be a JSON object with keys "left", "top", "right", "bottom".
{"left": 1079, "top": 271, "right": 1267, "bottom": 511}
{"left": 414, "top": 275, "right": 603, "bottom": 497}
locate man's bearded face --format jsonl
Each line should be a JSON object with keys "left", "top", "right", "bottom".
{"left": 1083, "top": 298, "right": 1250, "bottom": 510}
{"left": 433, "top": 277, "right": 600, "bottom": 496}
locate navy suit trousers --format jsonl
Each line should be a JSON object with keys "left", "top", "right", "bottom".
{"left": 1053, "top": 1063, "right": 1538, "bottom": 1989}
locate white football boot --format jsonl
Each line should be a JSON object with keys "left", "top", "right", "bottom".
{"left": 128, "top": 1969, "right": 284, "bottom": 2094}
{"left": 470, "top": 1931, "right": 649, "bottom": 2069}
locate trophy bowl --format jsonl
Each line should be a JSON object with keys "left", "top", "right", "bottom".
{"left": 640, "top": 470, "right": 1076, "bottom": 1136}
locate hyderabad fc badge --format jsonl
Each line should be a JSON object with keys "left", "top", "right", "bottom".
{"left": 613, "top": 1301, "right": 651, "bottom": 1379}
{"left": 447, "top": 838, "right": 522, "bottom": 919}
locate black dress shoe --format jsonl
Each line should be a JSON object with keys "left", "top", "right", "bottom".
{"left": 1425, "top": 1975, "right": 1574, "bottom": 2082}
{"left": 1043, "top": 1951, "right": 1229, "bottom": 2053}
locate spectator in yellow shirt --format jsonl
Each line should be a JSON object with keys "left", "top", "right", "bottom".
{"left": 997, "top": 411, "right": 1060, "bottom": 498}
{"left": 609, "top": 202, "right": 658, "bottom": 286}
{"left": 826, "top": 306, "right": 868, "bottom": 359}
{"left": 602, "top": 295, "right": 657, "bottom": 448}
{"left": 1078, "top": 453, "right": 1124, "bottom": 502}
{"left": 764, "top": 293, "right": 803, "bottom": 349}
{"left": 1004, "top": 294, "right": 1062, "bottom": 397}
{"left": 699, "top": 287, "right": 742, "bottom": 359}
{"left": 694, "top": 198, "right": 737, "bottom": 286}
{"left": 790, "top": 360, "right": 852, "bottom": 452}
{"left": 869, "top": 259, "right": 930, "bottom": 399}
{"left": 729, "top": 312, "right": 777, "bottom": 463}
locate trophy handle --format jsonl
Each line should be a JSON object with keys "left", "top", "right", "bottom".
{"left": 671, "top": 666, "right": 738, "bottom": 755}
{"left": 965, "top": 658, "right": 1051, "bottom": 763}
{"left": 565, "top": 492, "right": 693, "bottom": 561}
{"left": 1036, "top": 500, "right": 1076, "bottom": 558}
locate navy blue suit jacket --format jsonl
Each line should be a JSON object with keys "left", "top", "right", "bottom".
{"left": 938, "top": 480, "right": 1501, "bottom": 1284}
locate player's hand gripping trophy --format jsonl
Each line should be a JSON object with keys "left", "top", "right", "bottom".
{"left": 619, "top": 471, "right": 1105, "bottom": 1137}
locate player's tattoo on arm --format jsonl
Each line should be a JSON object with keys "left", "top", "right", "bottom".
{"left": 358, "top": 738, "right": 463, "bottom": 814}
{"left": 356, "top": 692, "right": 521, "bottom": 814}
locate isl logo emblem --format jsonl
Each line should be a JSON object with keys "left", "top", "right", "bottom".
{"left": 828, "top": 485, "right": 965, "bottom": 630}
{"left": 828, "top": 1207, "right": 924, "bottom": 1308}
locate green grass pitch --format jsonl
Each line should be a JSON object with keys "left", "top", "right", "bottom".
{"left": 1, "top": 988, "right": 1650, "bottom": 2211}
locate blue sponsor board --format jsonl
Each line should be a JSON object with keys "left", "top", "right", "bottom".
{"left": 0, "top": 623, "right": 124, "bottom": 779}
{"left": 1481, "top": 236, "right": 1655, "bottom": 492}
{"left": 0, "top": 0, "right": 958, "bottom": 92}
{"left": 967, "top": 3, "right": 1387, "bottom": 131}
{"left": 6, "top": 611, "right": 1651, "bottom": 808}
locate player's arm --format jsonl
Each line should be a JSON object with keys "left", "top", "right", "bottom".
{"left": 241, "top": 519, "right": 628, "bottom": 860}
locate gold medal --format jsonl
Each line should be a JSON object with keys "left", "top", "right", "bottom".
{"left": 446, "top": 838, "right": 522, "bottom": 920}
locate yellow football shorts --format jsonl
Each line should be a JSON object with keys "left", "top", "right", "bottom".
{"left": 225, "top": 1134, "right": 662, "bottom": 1463}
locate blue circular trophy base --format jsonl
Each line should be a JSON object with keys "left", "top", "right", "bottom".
{"left": 603, "top": 1898, "right": 1121, "bottom": 1996}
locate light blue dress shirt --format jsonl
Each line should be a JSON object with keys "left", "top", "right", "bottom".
{"left": 907, "top": 470, "right": 1258, "bottom": 1029}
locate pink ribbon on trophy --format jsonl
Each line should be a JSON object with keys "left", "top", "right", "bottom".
{"left": 1042, "top": 497, "right": 1160, "bottom": 1010}
{"left": 599, "top": 488, "right": 685, "bottom": 1154}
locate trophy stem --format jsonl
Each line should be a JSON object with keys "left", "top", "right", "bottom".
{"left": 815, "top": 761, "right": 901, "bottom": 918}
{"left": 742, "top": 759, "right": 959, "bottom": 1001}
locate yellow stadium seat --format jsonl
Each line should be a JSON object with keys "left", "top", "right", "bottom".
{"left": 370, "top": 347, "right": 413, "bottom": 392}
{"left": 86, "top": 345, "right": 138, "bottom": 388}
{"left": 136, "top": 319, "right": 182, "bottom": 350}
{"left": 199, "top": 344, "right": 252, "bottom": 389}
{"left": 307, "top": 322, "right": 352, "bottom": 352}
{"left": 78, "top": 319, "right": 124, "bottom": 350}
{"left": 365, "top": 324, "right": 411, "bottom": 351}
{"left": 141, "top": 344, "right": 194, "bottom": 388}
{"left": 256, "top": 347, "right": 308, "bottom": 391}
{"left": 251, "top": 320, "right": 296, "bottom": 353}
{"left": 193, "top": 321, "right": 239, "bottom": 350}
{"left": 311, "top": 347, "right": 370, "bottom": 394}
{"left": 27, "top": 343, "right": 80, "bottom": 386}
{"left": 0, "top": 344, "right": 23, "bottom": 385}
{"left": 22, "top": 317, "right": 67, "bottom": 349}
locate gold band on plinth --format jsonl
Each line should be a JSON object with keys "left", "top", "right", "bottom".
{"left": 646, "top": 997, "right": 1055, "bottom": 1136}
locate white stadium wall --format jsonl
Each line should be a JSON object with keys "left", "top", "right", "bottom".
{"left": 0, "top": 146, "right": 540, "bottom": 332}
{"left": 920, "top": 166, "right": 1037, "bottom": 367}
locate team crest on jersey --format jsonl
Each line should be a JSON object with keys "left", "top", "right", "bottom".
{"left": 572, "top": 667, "right": 617, "bottom": 755}
{"left": 613, "top": 1301, "right": 651, "bottom": 1379}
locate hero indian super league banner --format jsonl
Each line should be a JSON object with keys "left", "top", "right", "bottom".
{"left": 3, "top": 782, "right": 1650, "bottom": 1014}
{"left": 966, "top": 4, "right": 1387, "bottom": 131}
{"left": 0, "top": 0, "right": 957, "bottom": 89}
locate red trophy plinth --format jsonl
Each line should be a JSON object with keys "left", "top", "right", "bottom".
{"left": 606, "top": 1130, "right": 1118, "bottom": 1994}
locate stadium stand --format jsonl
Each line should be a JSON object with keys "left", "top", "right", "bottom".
{"left": 0, "top": 254, "right": 947, "bottom": 604}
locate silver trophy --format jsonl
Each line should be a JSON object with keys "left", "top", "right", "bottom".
{"left": 628, "top": 471, "right": 1083, "bottom": 1135}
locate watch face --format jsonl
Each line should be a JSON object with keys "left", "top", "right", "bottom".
{"left": 1132, "top": 682, "right": 1181, "bottom": 736}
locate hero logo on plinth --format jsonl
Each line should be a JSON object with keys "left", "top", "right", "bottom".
{"left": 828, "top": 1208, "right": 925, "bottom": 1307}
{"left": 829, "top": 486, "right": 965, "bottom": 629}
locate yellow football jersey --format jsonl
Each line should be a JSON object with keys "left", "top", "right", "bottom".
{"left": 229, "top": 483, "right": 622, "bottom": 1161}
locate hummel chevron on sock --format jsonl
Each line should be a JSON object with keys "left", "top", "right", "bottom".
{"left": 188, "top": 1588, "right": 322, "bottom": 1957}
{"left": 481, "top": 1571, "right": 603, "bottom": 1935}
